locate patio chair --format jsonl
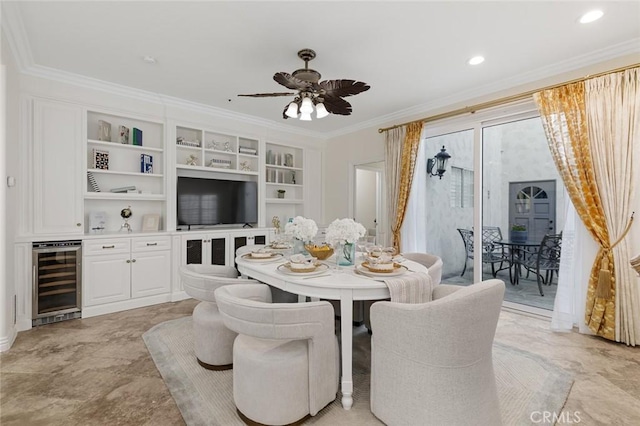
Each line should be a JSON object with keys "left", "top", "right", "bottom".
{"left": 457, "top": 228, "right": 509, "bottom": 277}
{"left": 521, "top": 233, "right": 562, "bottom": 296}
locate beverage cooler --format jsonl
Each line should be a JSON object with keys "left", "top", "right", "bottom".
{"left": 32, "top": 241, "right": 82, "bottom": 326}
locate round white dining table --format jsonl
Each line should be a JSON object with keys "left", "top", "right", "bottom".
{"left": 236, "top": 255, "right": 428, "bottom": 410}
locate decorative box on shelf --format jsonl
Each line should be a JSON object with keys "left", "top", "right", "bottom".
{"left": 207, "top": 158, "right": 232, "bottom": 168}
{"left": 239, "top": 146, "right": 257, "bottom": 155}
{"left": 176, "top": 137, "right": 200, "bottom": 148}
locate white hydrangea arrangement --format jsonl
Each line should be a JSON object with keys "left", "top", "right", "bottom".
{"left": 284, "top": 216, "right": 318, "bottom": 242}
{"left": 325, "top": 218, "right": 367, "bottom": 246}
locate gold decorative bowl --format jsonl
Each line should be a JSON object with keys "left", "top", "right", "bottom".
{"left": 304, "top": 244, "right": 335, "bottom": 260}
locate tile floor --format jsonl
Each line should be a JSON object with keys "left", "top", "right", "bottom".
{"left": 1, "top": 298, "right": 639, "bottom": 425}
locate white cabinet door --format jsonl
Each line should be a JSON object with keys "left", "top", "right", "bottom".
{"left": 83, "top": 253, "right": 131, "bottom": 306}
{"left": 32, "top": 99, "right": 84, "bottom": 235}
{"left": 131, "top": 250, "right": 171, "bottom": 298}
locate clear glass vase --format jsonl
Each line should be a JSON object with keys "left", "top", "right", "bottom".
{"left": 293, "top": 238, "right": 308, "bottom": 255}
{"left": 337, "top": 242, "right": 356, "bottom": 266}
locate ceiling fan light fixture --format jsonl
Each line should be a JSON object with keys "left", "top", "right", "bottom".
{"left": 299, "top": 111, "right": 312, "bottom": 121}
{"left": 285, "top": 102, "right": 299, "bottom": 118}
{"left": 315, "top": 102, "right": 329, "bottom": 119}
{"left": 300, "top": 97, "right": 314, "bottom": 114}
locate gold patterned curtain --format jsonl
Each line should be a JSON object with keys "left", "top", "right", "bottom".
{"left": 385, "top": 122, "right": 423, "bottom": 252}
{"left": 534, "top": 68, "right": 639, "bottom": 343}
{"left": 534, "top": 82, "right": 614, "bottom": 339}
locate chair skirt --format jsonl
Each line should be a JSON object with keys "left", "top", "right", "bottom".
{"left": 193, "top": 301, "right": 237, "bottom": 369}
{"left": 233, "top": 335, "right": 310, "bottom": 425}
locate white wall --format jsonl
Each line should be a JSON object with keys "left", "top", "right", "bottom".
{"left": 1, "top": 34, "right": 20, "bottom": 350}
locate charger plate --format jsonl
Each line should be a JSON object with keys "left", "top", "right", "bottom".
{"left": 240, "top": 253, "right": 284, "bottom": 263}
{"left": 277, "top": 263, "right": 329, "bottom": 276}
{"left": 356, "top": 263, "right": 408, "bottom": 278}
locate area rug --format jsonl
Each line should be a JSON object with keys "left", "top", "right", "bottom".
{"left": 143, "top": 317, "right": 573, "bottom": 426}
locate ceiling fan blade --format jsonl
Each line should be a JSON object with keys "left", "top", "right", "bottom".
{"left": 319, "top": 80, "right": 370, "bottom": 98}
{"left": 321, "top": 95, "right": 352, "bottom": 116}
{"left": 274, "top": 72, "right": 313, "bottom": 91}
{"left": 238, "top": 92, "right": 295, "bottom": 97}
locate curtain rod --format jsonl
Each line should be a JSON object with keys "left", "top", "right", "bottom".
{"left": 378, "top": 63, "right": 640, "bottom": 133}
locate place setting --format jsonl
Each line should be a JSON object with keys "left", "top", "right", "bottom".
{"left": 354, "top": 246, "right": 409, "bottom": 281}
{"left": 276, "top": 253, "right": 331, "bottom": 277}
{"left": 240, "top": 247, "right": 284, "bottom": 263}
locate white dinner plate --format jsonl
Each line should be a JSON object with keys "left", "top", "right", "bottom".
{"left": 355, "top": 263, "right": 408, "bottom": 279}
{"left": 240, "top": 253, "right": 284, "bottom": 263}
{"left": 276, "top": 263, "right": 330, "bottom": 276}
{"left": 267, "top": 243, "right": 292, "bottom": 250}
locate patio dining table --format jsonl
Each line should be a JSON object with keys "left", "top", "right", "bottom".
{"left": 494, "top": 239, "right": 541, "bottom": 285}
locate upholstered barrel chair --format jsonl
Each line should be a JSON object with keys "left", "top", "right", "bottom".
{"left": 370, "top": 280, "right": 505, "bottom": 426}
{"left": 215, "top": 283, "right": 339, "bottom": 425}
{"left": 180, "top": 264, "right": 253, "bottom": 370}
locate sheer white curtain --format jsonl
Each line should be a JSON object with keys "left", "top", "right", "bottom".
{"left": 401, "top": 137, "right": 427, "bottom": 253}
{"left": 552, "top": 191, "right": 596, "bottom": 334}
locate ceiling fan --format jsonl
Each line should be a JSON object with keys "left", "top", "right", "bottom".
{"left": 238, "top": 48, "right": 370, "bottom": 121}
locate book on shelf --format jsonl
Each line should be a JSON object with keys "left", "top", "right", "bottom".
{"left": 141, "top": 154, "right": 153, "bottom": 173}
{"left": 132, "top": 128, "right": 143, "bottom": 146}
{"left": 119, "top": 125, "right": 130, "bottom": 144}
{"left": 110, "top": 186, "right": 136, "bottom": 193}
{"left": 92, "top": 149, "right": 109, "bottom": 170}
{"left": 87, "top": 171, "right": 100, "bottom": 192}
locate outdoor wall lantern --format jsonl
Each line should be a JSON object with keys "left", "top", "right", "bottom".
{"left": 426, "top": 145, "right": 451, "bottom": 179}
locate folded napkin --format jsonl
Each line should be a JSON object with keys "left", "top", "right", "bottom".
{"left": 631, "top": 253, "right": 640, "bottom": 276}
{"left": 384, "top": 271, "right": 433, "bottom": 303}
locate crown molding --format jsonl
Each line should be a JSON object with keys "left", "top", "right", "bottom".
{"left": 21, "top": 63, "right": 327, "bottom": 140}
{"left": 1, "top": 2, "right": 34, "bottom": 71}
{"left": 322, "top": 38, "right": 640, "bottom": 139}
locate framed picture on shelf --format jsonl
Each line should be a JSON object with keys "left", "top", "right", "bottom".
{"left": 98, "top": 120, "right": 111, "bottom": 142}
{"left": 119, "top": 125, "right": 130, "bottom": 144}
{"left": 142, "top": 214, "right": 160, "bottom": 232}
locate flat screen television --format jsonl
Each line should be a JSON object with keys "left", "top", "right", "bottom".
{"left": 177, "top": 177, "right": 258, "bottom": 227}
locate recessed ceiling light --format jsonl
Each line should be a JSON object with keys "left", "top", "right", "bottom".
{"left": 468, "top": 56, "right": 485, "bottom": 66}
{"left": 579, "top": 10, "right": 603, "bottom": 24}
{"left": 142, "top": 56, "right": 157, "bottom": 64}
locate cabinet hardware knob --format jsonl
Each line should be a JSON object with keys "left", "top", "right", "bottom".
{"left": 76, "top": 223, "right": 82, "bottom": 227}
{"left": 126, "top": 259, "right": 131, "bottom": 263}
{"left": 132, "top": 259, "right": 136, "bottom": 263}
{"left": 102, "top": 245, "right": 115, "bottom": 249}
{"left": 146, "top": 243, "right": 158, "bottom": 246}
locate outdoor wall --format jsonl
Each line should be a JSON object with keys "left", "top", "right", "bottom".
{"left": 422, "top": 130, "right": 474, "bottom": 277}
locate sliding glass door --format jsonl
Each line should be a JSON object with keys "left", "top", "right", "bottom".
{"left": 415, "top": 102, "right": 565, "bottom": 313}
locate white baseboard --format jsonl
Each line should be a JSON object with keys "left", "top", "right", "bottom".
{"left": 171, "top": 291, "right": 190, "bottom": 302}
{"left": 82, "top": 294, "right": 173, "bottom": 318}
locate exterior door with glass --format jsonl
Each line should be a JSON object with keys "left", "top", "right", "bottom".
{"left": 509, "top": 180, "right": 556, "bottom": 242}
